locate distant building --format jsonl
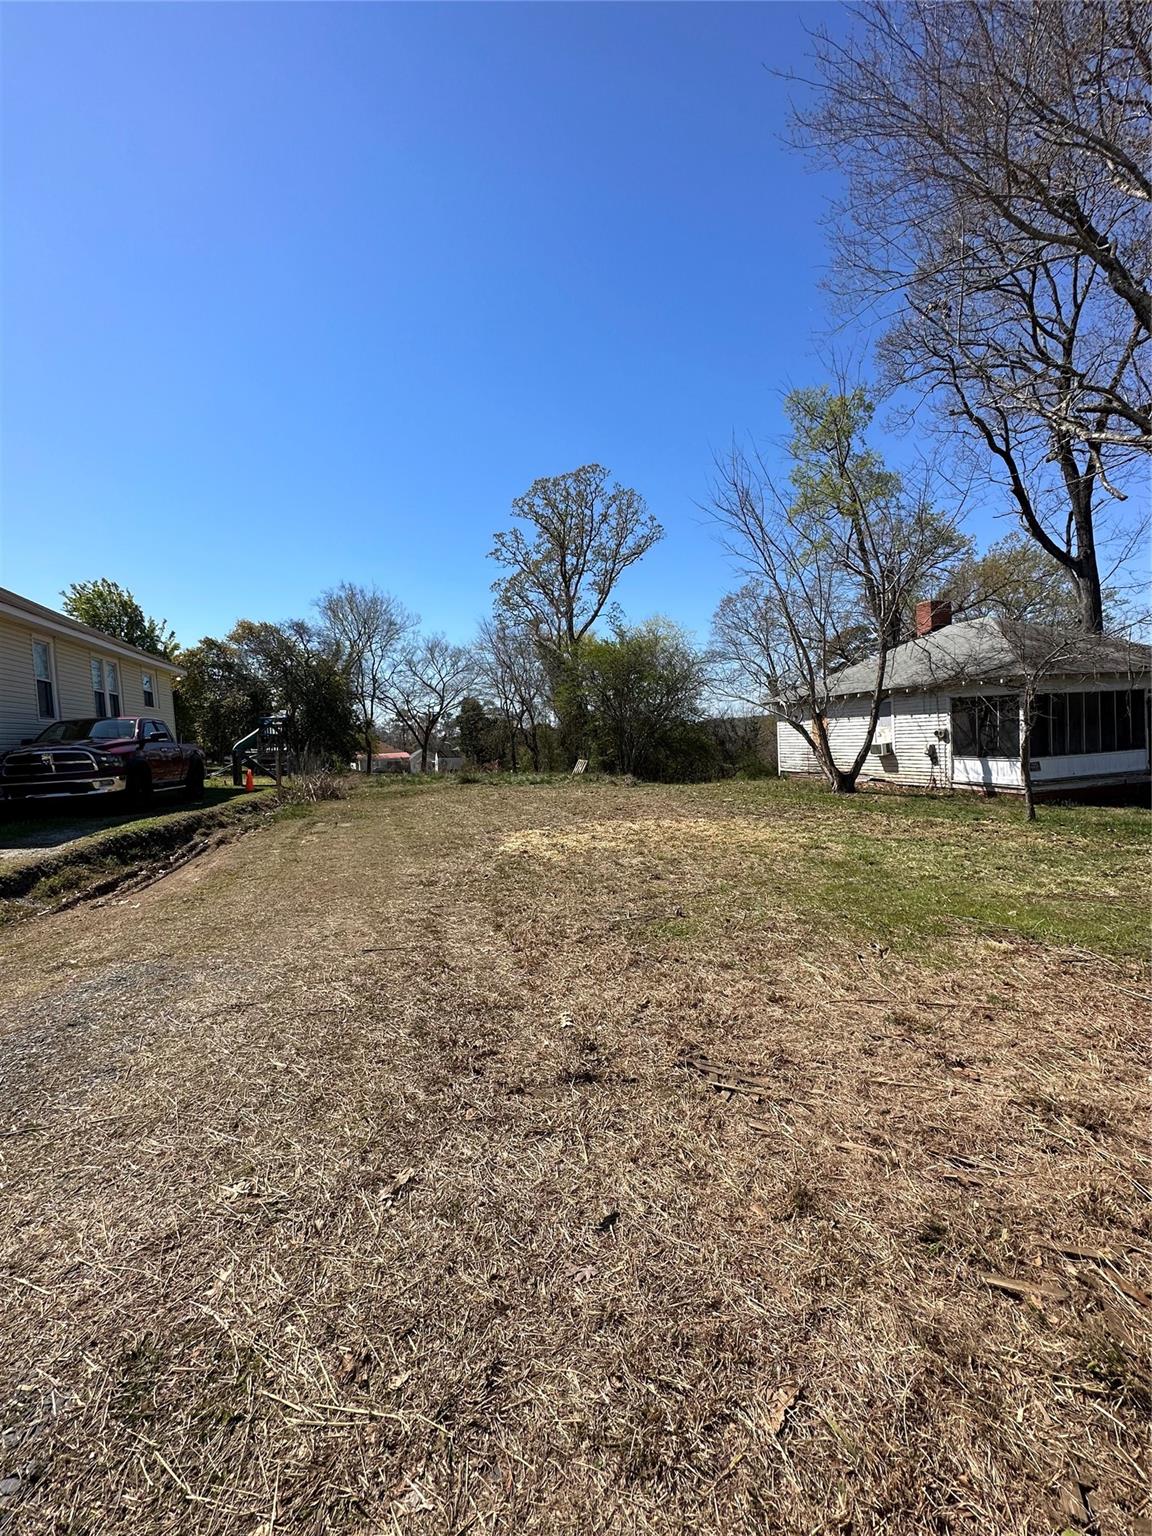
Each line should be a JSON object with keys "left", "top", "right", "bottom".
{"left": 353, "top": 747, "right": 411, "bottom": 775}
{"left": 408, "top": 750, "right": 464, "bottom": 774}
{"left": 777, "top": 601, "right": 1150, "bottom": 797}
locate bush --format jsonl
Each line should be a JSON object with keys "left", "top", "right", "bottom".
{"left": 279, "top": 769, "right": 348, "bottom": 803}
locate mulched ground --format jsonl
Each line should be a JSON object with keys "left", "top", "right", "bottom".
{"left": 1, "top": 779, "right": 1147, "bottom": 1535}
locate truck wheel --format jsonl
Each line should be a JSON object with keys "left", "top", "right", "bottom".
{"left": 185, "top": 759, "right": 205, "bottom": 800}
{"left": 126, "top": 766, "right": 153, "bottom": 807}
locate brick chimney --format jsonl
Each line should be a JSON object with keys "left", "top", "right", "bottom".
{"left": 914, "top": 599, "right": 952, "bottom": 637}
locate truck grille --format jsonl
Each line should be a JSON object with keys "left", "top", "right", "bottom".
{"left": 2, "top": 750, "right": 99, "bottom": 780}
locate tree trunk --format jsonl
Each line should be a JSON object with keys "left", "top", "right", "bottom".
{"left": 1057, "top": 441, "right": 1105, "bottom": 634}
{"left": 1019, "top": 691, "right": 1037, "bottom": 822}
{"left": 1073, "top": 559, "right": 1104, "bottom": 635}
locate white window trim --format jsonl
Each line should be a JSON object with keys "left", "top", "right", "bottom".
{"left": 32, "top": 636, "right": 59, "bottom": 720}
{"left": 91, "top": 655, "right": 123, "bottom": 717}
{"left": 91, "top": 655, "right": 107, "bottom": 717}
{"left": 141, "top": 668, "right": 156, "bottom": 708}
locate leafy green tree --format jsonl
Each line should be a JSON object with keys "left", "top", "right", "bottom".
{"left": 61, "top": 578, "right": 177, "bottom": 656}
{"left": 946, "top": 533, "right": 1084, "bottom": 626}
{"left": 174, "top": 638, "right": 273, "bottom": 758}
{"left": 456, "top": 696, "right": 502, "bottom": 765}
{"left": 578, "top": 619, "right": 707, "bottom": 778}
{"left": 229, "top": 619, "right": 360, "bottom": 765}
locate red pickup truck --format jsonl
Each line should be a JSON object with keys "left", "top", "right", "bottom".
{"left": 0, "top": 716, "right": 206, "bottom": 804}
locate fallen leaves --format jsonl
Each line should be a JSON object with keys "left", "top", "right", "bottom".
{"left": 764, "top": 1379, "right": 801, "bottom": 1437}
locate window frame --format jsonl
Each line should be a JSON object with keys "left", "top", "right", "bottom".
{"left": 32, "top": 637, "right": 57, "bottom": 720}
{"left": 1030, "top": 688, "right": 1148, "bottom": 756}
{"left": 106, "top": 660, "right": 121, "bottom": 716}
{"left": 90, "top": 656, "right": 123, "bottom": 718}
{"left": 141, "top": 670, "right": 156, "bottom": 708}
{"left": 91, "top": 657, "right": 108, "bottom": 718}
{"left": 950, "top": 693, "right": 1021, "bottom": 760}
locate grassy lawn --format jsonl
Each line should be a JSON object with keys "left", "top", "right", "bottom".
{"left": 376, "top": 772, "right": 1149, "bottom": 957}
{"left": 0, "top": 776, "right": 1147, "bottom": 1534}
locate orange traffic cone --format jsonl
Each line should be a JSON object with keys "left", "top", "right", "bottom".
{"left": 245, "top": 767, "right": 254, "bottom": 792}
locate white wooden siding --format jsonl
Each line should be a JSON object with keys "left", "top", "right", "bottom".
{"left": 0, "top": 613, "right": 181, "bottom": 751}
{"left": 778, "top": 680, "right": 1150, "bottom": 792}
{"left": 1031, "top": 749, "right": 1147, "bottom": 786}
{"left": 777, "top": 694, "right": 950, "bottom": 788}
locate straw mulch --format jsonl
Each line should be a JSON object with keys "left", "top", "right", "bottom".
{"left": 1, "top": 781, "right": 1147, "bottom": 1534}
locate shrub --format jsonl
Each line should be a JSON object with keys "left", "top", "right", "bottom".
{"left": 280, "top": 769, "right": 348, "bottom": 804}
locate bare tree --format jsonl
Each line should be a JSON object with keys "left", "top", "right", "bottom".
{"left": 710, "top": 387, "right": 964, "bottom": 793}
{"left": 881, "top": 243, "right": 1144, "bottom": 632}
{"left": 793, "top": 0, "right": 1151, "bottom": 631}
{"left": 710, "top": 580, "right": 790, "bottom": 714}
{"left": 490, "top": 465, "right": 663, "bottom": 654}
{"left": 476, "top": 617, "right": 552, "bottom": 771}
{"left": 318, "top": 583, "right": 415, "bottom": 771}
{"left": 383, "top": 634, "right": 475, "bottom": 772}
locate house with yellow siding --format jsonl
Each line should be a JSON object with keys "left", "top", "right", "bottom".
{"left": 0, "top": 586, "right": 181, "bottom": 753}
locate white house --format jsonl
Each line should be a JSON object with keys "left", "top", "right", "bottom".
{"left": 408, "top": 750, "right": 464, "bottom": 774}
{"left": 0, "top": 586, "right": 181, "bottom": 754}
{"left": 777, "top": 601, "right": 1150, "bottom": 797}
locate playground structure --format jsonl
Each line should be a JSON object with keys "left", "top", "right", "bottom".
{"left": 231, "top": 714, "right": 294, "bottom": 786}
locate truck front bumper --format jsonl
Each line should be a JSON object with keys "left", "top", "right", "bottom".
{"left": 1, "top": 777, "right": 125, "bottom": 800}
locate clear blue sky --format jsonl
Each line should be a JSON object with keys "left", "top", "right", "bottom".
{"left": 3, "top": 1, "right": 899, "bottom": 648}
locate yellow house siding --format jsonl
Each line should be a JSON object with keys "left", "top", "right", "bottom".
{"left": 55, "top": 637, "right": 94, "bottom": 717}
{"left": 0, "top": 612, "right": 182, "bottom": 751}
{"left": 153, "top": 671, "right": 176, "bottom": 728}
{"left": 0, "top": 614, "right": 53, "bottom": 747}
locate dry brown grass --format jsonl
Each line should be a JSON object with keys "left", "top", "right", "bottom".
{"left": 0, "top": 778, "right": 1148, "bottom": 1535}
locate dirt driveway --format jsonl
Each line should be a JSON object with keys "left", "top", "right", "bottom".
{"left": 1, "top": 781, "right": 1147, "bottom": 1535}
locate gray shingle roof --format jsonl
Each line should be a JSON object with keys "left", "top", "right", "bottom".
{"left": 826, "top": 616, "right": 1151, "bottom": 698}
{"left": 0, "top": 586, "right": 183, "bottom": 672}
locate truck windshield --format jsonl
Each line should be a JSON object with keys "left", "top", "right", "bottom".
{"left": 36, "top": 718, "right": 137, "bottom": 742}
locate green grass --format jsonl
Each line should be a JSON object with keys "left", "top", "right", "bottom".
{"left": 364, "top": 774, "right": 1149, "bottom": 951}
{"left": 431, "top": 771, "right": 1147, "bottom": 959}
{"left": 680, "top": 779, "right": 1150, "bottom": 958}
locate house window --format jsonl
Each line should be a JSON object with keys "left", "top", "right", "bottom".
{"left": 91, "top": 658, "right": 107, "bottom": 717}
{"left": 32, "top": 640, "right": 56, "bottom": 718}
{"left": 142, "top": 671, "right": 155, "bottom": 708}
{"left": 951, "top": 695, "right": 1020, "bottom": 758}
{"left": 90, "top": 654, "right": 120, "bottom": 712}
{"left": 91, "top": 658, "right": 121, "bottom": 717}
{"left": 1031, "top": 689, "right": 1148, "bottom": 755}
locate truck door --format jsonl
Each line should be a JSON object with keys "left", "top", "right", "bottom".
{"left": 141, "top": 719, "right": 181, "bottom": 784}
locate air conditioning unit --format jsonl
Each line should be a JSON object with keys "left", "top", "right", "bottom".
{"left": 870, "top": 734, "right": 894, "bottom": 756}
